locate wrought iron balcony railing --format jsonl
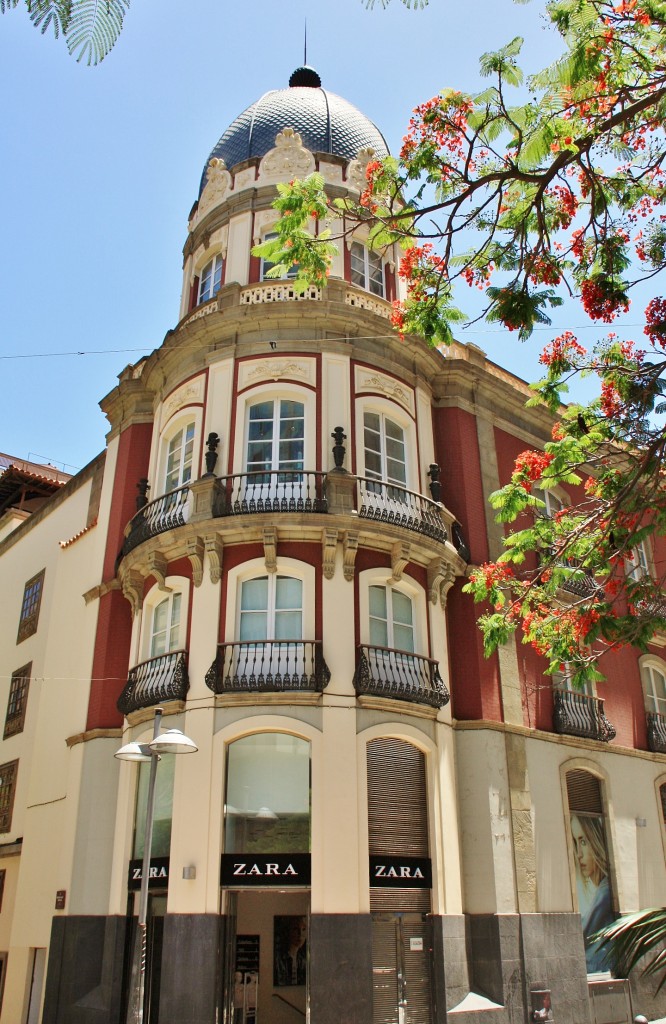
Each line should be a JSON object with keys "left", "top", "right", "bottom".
{"left": 357, "top": 478, "right": 448, "bottom": 545}
{"left": 647, "top": 711, "right": 666, "bottom": 754}
{"left": 215, "top": 471, "right": 327, "bottom": 517}
{"left": 117, "top": 650, "right": 189, "bottom": 715}
{"left": 553, "top": 688, "right": 616, "bottom": 743}
{"left": 122, "top": 485, "right": 190, "bottom": 556}
{"left": 205, "top": 640, "right": 330, "bottom": 694}
{"left": 353, "top": 645, "right": 449, "bottom": 709}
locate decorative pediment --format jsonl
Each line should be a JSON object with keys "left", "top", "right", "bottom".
{"left": 194, "top": 158, "right": 232, "bottom": 223}
{"left": 354, "top": 367, "right": 415, "bottom": 416}
{"left": 239, "top": 357, "right": 315, "bottom": 389}
{"left": 162, "top": 376, "right": 204, "bottom": 423}
{"left": 347, "top": 147, "right": 377, "bottom": 194}
{"left": 259, "top": 128, "right": 316, "bottom": 182}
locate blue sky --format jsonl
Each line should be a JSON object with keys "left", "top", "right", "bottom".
{"left": 0, "top": 0, "right": 621, "bottom": 473}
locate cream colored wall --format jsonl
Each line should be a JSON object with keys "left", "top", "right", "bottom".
{"left": 226, "top": 212, "right": 252, "bottom": 286}
{"left": 0, "top": 856, "right": 20, "bottom": 952}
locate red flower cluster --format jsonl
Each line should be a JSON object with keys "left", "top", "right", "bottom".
{"left": 539, "top": 331, "right": 587, "bottom": 369}
{"left": 514, "top": 450, "right": 554, "bottom": 487}
{"left": 581, "top": 278, "right": 629, "bottom": 321}
{"left": 550, "top": 185, "right": 578, "bottom": 230}
{"left": 478, "top": 562, "right": 514, "bottom": 589}
{"left": 644, "top": 297, "right": 666, "bottom": 347}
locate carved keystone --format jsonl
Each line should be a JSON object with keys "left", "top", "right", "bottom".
{"left": 263, "top": 527, "right": 278, "bottom": 574}
{"left": 391, "top": 542, "right": 411, "bottom": 583}
{"left": 343, "top": 531, "right": 359, "bottom": 582}
{"left": 322, "top": 529, "right": 338, "bottom": 580}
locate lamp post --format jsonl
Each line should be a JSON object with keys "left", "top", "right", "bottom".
{"left": 115, "top": 707, "right": 198, "bottom": 1024}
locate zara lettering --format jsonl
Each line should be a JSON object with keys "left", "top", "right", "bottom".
{"left": 132, "top": 866, "right": 168, "bottom": 881}
{"left": 373, "top": 864, "right": 424, "bottom": 879}
{"left": 232, "top": 862, "right": 299, "bottom": 877}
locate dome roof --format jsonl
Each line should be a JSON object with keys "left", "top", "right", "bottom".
{"left": 199, "top": 67, "right": 389, "bottom": 195}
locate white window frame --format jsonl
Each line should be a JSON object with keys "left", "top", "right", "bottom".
{"left": 355, "top": 398, "right": 418, "bottom": 495}
{"left": 640, "top": 656, "right": 666, "bottom": 716}
{"left": 358, "top": 571, "right": 427, "bottom": 656}
{"left": 533, "top": 485, "right": 567, "bottom": 519}
{"left": 350, "top": 240, "right": 384, "bottom": 297}
{"left": 244, "top": 396, "right": 305, "bottom": 476}
{"left": 627, "top": 540, "right": 651, "bottom": 582}
{"left": 225, "top": 558, "right": 315, "bottom": 642}
{"left": 139, "top": 578, "right": 190, "bottom": 663}
{"left": 552, "top": 663, "right": 594, "bottom": 697}
{"left": 198, "top": 254, "right": 224, "bottom": 303}
{"left": 233, "top": 386, "right": 315, "bottom": 476}
{"left": 238, "top": 574, "right": 304, "bottom": 643}
{"left": 261, "top": 231, "right": 299, "bottom": 281}
{"left": 157, "top": 412, "right": 202, "bottom": 497}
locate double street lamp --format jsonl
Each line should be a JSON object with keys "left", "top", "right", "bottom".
{"left": 115, "top": 707, "right": 198, "bottom": 1024}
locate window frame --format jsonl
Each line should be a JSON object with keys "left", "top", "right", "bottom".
{"left": 4, "top": 663, "right": 31, "bottom": 739}
{"left": 627, "top": 539, "right": 651, "bottom": 582}
{"left": 350, "top": 240, "right": 384, "bottom": 297}
{"left": 0, "top": 762, "right": 18, "bottom": 834}
{"left": 139, "top": 578, "right": 190, "bottom": 664}
{"left": 244, "top": 397, "right": 305, "bottom": 477}
{"left": 237, "top": 574, "right": 304, "bottom": 643}
{"left": 225, "top": 558, "right": 315, "bottom": 644}
{"left": 640, "top": 655, "right": 666, "bottom": 716}
{"left": 234, "top": 386, "right": 315, "bottom": 477}
{"left": 261, "top": 231, "right": 299, "bottom": 282}
{"left": 17, "top": 571, "right": 45, "bottom": 644}
{"left": 359, "top": 571, "right": 428, "bottom": 657}
{"left": 198, "top": 254, "right": 224, "bottom": 304}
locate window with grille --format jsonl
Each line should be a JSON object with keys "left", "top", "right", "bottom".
{"left": 17, "top": 571, "right": 45, "bottom": 644}
{"left": 4, "top": 664, "right": 30, "bottom": 738}
{"left": 0, "top": 762, "right": 18, "bottom": 834}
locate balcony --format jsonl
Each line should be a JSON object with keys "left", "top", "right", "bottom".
{"left": 553, "top": 688, "right": 616, "bottom": 743}
{"left": 215, "top": 470, "right": 327, "bottom": 517}
{"left": 122, "top": 485, "right": 190, "bottom": 557}
{"left": 357, "top": 478, "right": 448, "bottom": 545}
{"left": 205, "top": 640, "right": 330, "bottom": 695}
{"left": 117, "top": 650, "right": 189, "bottom": 715}
{"left": 646, "top": 711, "right": 666, "bottom": 754}
{"left": 353, "top": 645, "right": 449, "bottom": 709}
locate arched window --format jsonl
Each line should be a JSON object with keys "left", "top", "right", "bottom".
{"left": 641, "top": 659, "right": 666, "bottom": 715}
{"left": 350, "top": 241, "right": 384, "bottom": 296}
{"left": 239, "top": 575, "right": 303, "bottom": 642}
{"left": 363, "top": 411, "right": 407, "bottom": 489}
{"left": 369, "top": 585, "right": 414, "bottom": 653}
{"left": 198, "top": 254, "right": 224, "bottom": 303}
{"left": 164, "top": 420, "right": 195, "bottom": 493}
{"left": 246, "top": 399, "right": 304, "bottom": 477}
{"left": 150, "top": 592, "right": 183, "bottom": 658}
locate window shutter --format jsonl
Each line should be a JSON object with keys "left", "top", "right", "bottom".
{"left": 566, "top": 769, "right": 603, "bottom": 813}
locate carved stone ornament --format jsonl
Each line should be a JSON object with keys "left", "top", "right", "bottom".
{"left": 186, "top": 538, "right": 205, "bottom": 588}
{"left": 197, "top": 158, "right": 232, "bottom": 220}
{"left": 120, "top": 568, "right": 144, "bottom": 617}
{"left": 428, "top": 558, "right": 456, "bottom": 606}
{"left": 162, "top": 377, "right": 204, "bottom": 423}
{"left": 322, "top": 529, "right": 338, "bottom": 580}
{"left": 439, "top": 564, "right": 457, "bottom": 607}
{"left": 263, "top": 526, "right": 278, "bottom": 574}
{"left": 343, "top": 531, "right": 359, "bottom": 582}
{"left": 240, "top": 357, "right": 314, "bottom": 389}
{"left": 260, "top": 128, "right": 316, "bottom": 181}
{"left": 355, "top": 368, "right": 414, "bottom": 415}
{"left": 347, "top": 147, "right": 377, "bottom": 194}
{"left": 147, "top": 552, "right": 169, "bottom": 592}
{"left": 204, "top": 533, "right": 224, "bottom": 584}
{"left": 391, "top": 542, "right": 411, "bottom": 583}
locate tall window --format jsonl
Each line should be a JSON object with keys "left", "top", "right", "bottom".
{"left": 369, "top": 586, "right": 414, "bottom": 652}
{"left": 164, "top": 421, "right": 195, "bottom": 492}
{"left": 0, "top": 762, "right": 18, "bottom": 834}
{"left": 4, "top": 664, "right": 31, "bottom": 738}
{"left": 198, "top": 255, "right": 223, "bottom": 303}
{"left": 350, "top": 241, "right": 384, "bottom": 297}
{"left": 534, "top": 486, "right": 566, "bottom": 519}
{"left": 363, "top": 412, "right": 407, "bottom": 488}
{"left": 150, "top": 593, "right": 182, "bottom": 658}
{"left": 134, "top": 755, "right": 175, "bottom": 859}
{"left": 628, "top": 540, "right": 650, "bottom": 582}
{"left": 17, "top": 570, "right": 45, "bottom": 644}
{"left": 240, "top": 576, "right": 303, "bottom": 642}
{"left": 642, "top": 660, "right": 666, "bottom": 715}
{"left": 246, "top": 399, "right": 304, "bottom": 477}
{"left": 224, "top": 734, "right": 311, "bottom": 853}
{"left": 261, "top": 232, "right": 299, "bottom": 281}
{"left": 553, "top": 663, "right": 593, "bottom": 697}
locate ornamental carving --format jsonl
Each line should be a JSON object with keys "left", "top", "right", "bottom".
{"left": 196, "top": 158, "right": 232, "bottom": 221}
{"left": 260, "top": 128, "right": 316, "bottom": 182}
{"left": 347, "top": 147, "right": 377, "bottom": 194}
{"left": 355, "top": 368, "right": 414, "bottom": 415}
{"left": 162, "top": 377, "right": 204, "bottom": 423}
{"left": 240, "top": 358, "right": 314, "bottom": 388}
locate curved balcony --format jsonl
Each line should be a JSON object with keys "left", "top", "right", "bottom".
{"left": 215, "top": 470, "right": 327, "bottom": 517}
{"left": 353, "top": 645, "right": 449, "bottom": 709}
{"left": 553, "top": 688, "right": 616, "bottom": 743}
{"left": 117, "top": 650, "right": 189, "bottom": 715}
{"left": 357, "top": 478, "right": 448, "bottom": 545}
{"left": 647, "top": 711, "right": 666, "bottom": 754}
{"left": 206, "top": 640, "right": 330, "bottom": 694}
{"left": 122, "top": 485, "right": 190, "bottom": 557}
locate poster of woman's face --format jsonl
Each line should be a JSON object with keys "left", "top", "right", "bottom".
{"left": 273, "top": 915, "right": 307, "bottom": 987}
{"left": 570, "top": 813, "right": 614, "bottom": 972}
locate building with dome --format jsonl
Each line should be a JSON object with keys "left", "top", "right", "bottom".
{"left": 0, "top": 67, "right": 666, "bottom": 1024}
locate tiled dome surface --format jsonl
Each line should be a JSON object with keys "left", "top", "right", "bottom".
{"left": 199, "top": 69, "right": 389, "bottom": 195}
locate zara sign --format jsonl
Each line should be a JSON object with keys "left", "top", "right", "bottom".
{"left": 221, "top": 853, "right": 311, "bottom": 887}
{"left": 369, "top": 856, "right": 432, "bottom": 888}
{"left": 128, "top": 857, "right": 170, "bottom": 891}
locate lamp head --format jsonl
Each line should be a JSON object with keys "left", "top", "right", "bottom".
{"left": 114, "top": 741, "right": 152, "bottom": 763}
{"left": 150, "top": 729, "right": 198, "bottom": 755}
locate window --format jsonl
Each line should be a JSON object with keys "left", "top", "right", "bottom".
{"left": 164, "top": 421, "right": 195, "bottom": 493}
{"left": 198, "top": 255, "right": 223, "bottom": 303}
{"left": 4, "top": 664, "right": 31, "bottom": 738}
{"left": 150, "top": 593, "right": 182, "bottom": 658}
{"left": 641, "top": 660, "right": 666, "bottom": 715}
{"left": 0, "top": 762, "right": 18, "bottom": 833}
{"left": 363, "top": 412, "right": 407, "bottom": 489}
{"left": 369, "top": 586, "right": 414, "bottom": 652}
{"left": 261, "top": 232, "right": 298, "bottom": 281}
{"left": 628, "top": 540, "right": 650, "bottom": 582}
{"left": 533, "top": 486, "right": 565, "bottom": 519}
{"left": 350, "top": 241, "right": 384, "bottom": 296}
{"left": 133, "top": 754, "right": 175, "bottom": 858}
{"left": 17, "top": 571, "right": 45, "bottom": 644}
{"left": 245, "top": 399, "right": 305, "bottom": 504}
{"left": 553, "top": 663, "right": 593, "bottom": 697}
{"left": 240, "top": 576, "right": 303, "bottom": 642}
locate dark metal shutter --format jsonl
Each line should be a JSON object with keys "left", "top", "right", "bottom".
{"left": 566, "top": 769, "right": 603, "bottom": 813}
{"left": 660, "top": 784, "right": 666, "bottom": 826}
{"left": 367, "top": 738, "right": 430, "bottom": 912}
{"left": 371, "top": 916, "right": 400, "bottom": 1024}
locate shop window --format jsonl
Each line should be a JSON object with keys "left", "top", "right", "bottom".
{"left": 0, "top": 762, "right": 18, "bottom": 834}
{"left": 261, "top": 232, "right": 299, "bottom": 281}
{"left": 566, "top": 769, "right": 615, "bottom": 973}
{"left": 641, "top": 658, "right": 666, "bottom": 716}
{"left": 198, "top": 255, "right": 224, "bottom": 303}
{"left": 4, "top": 663, "right": 31, "bottom": 738}
{"left": 224, "top": 733, "right": 311, "bottom": 853}
{"left": 17, "top": 571, "right": 45, "bottom": 644}
{"left": 350, "top": 241, "right": 384, "bottom": 296}
{"left": 150, "top": 593, "right": 183, "bottom": 658}
{"left": 164, "top": 421, "right": 195, "bottom": 493}
{"left": 133, "top": 754, "right": 175, "bottom": 859}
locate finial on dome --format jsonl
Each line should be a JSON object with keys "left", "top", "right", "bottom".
{"left": 289, "top": 65, "right": 322, "bottom": 88}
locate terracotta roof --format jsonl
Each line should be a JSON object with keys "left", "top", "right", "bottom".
{"left": 0, "top": 460, "right": 70, "bottom": 517}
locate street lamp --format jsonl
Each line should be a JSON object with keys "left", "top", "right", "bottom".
{"left": 115, "top": 707, "right": 198, "bottom": 1024}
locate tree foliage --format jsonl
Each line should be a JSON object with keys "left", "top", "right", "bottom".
{"left": 260, "top": 0, "right": 666, "bottom": 683}
{"left": 1, "top": 0, "right": 129, "bottom": 64}
{"left": 597, "top": 908, "right": 666, "bottom": 992}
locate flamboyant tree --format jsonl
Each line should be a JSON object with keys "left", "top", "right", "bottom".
{"left": 257, "top": 0, "right": 666, "bottom": 684}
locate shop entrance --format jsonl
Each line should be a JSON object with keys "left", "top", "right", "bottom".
{"left": 371, "top": 913, "right": 433, "bottom": 1024}
{"left": 224, "top": 889, "right": 309, "bottom": 1024}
